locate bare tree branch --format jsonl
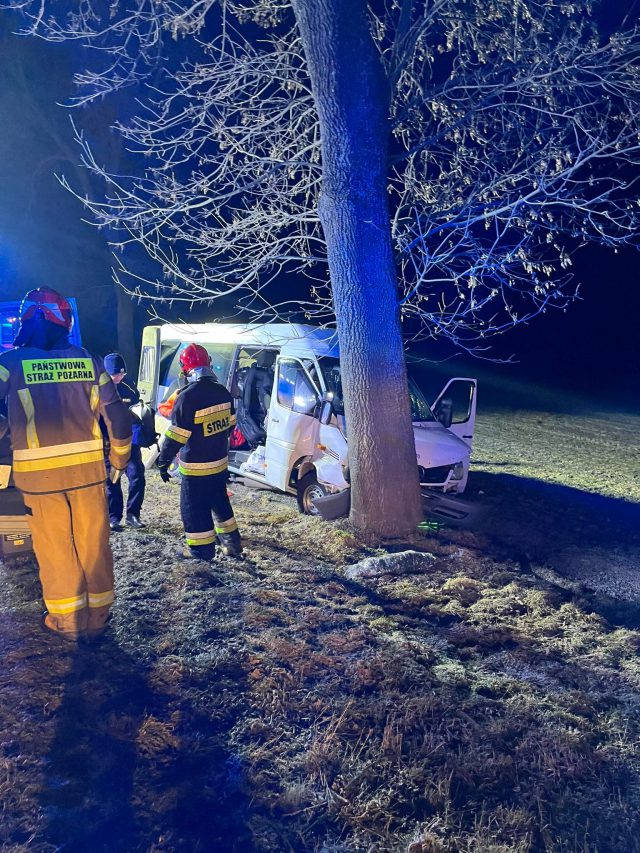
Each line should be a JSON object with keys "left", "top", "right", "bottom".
{"left": 3, "top": 0, "right": 639, "bottom": 353}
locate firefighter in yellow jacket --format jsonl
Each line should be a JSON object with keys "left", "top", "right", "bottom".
{"left": 0, "top": 288, "right": 132, "bottom": 639}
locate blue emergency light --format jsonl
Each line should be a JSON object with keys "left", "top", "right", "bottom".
{"left": 0, "top": 298, "right": 83, "bottom": 349}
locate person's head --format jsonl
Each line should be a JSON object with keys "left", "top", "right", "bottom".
{"left": 15, "top": 288, "right": 73, "bottom": 347}
{"left": 104, "top": 352, "right": 127, "bottom": 384}
{"left": 179, "top": 343, "right": 211, "bottom": 378}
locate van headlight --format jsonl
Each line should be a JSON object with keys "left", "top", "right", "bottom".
{"left": 451, "top": 462, "right": 464, "bottom": 480}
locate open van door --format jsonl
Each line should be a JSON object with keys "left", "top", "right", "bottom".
{"left": 432, "top": 378, "right": 477, "bottom": 448}
{"left": 137, "top": 326, "right": 161, "bottom": 406}
{"left": 265, "top": 356, "right": 321, "bottom": 492}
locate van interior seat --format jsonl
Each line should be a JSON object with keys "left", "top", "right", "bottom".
{"left": 232, "top": 366, "right": 250, "bottom": 399}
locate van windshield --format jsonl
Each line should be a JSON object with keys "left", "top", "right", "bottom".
{"left": 161, "top": 342, "right": 236, "bottom": 390}
{"left": 317, "top": 357, "right": 436, "bottom": 422}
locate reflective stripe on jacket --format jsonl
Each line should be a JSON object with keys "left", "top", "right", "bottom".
{"left": 157, "top": 376, "right": 235, "bottom": 476}
{"left": 0, "top": 345, "right": 132, "bottom": 494}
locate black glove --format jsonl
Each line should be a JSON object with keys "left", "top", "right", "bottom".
{"left": 157, "top": 465, "right": 171, "bottom": 483}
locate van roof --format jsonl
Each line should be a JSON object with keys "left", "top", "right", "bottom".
{"left": 158, "top": 322, "right": 340, "bottom": 359}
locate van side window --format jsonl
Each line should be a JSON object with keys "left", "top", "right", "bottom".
{"left": 450, "top": 381, "right": 474, "bottom": 424}
{"left": 139, "top": 346, "right": 156, "bottom": 384}
{"left": 164, "top": 343, "right": 236, "bottom": 388}
{"left": 277, "top": 360, "right": 319, "bottom": 415}
{"left": 159, "top": 343, "right": 180, "bottom": 387}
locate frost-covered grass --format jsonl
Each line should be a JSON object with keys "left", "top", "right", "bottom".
{"left": 0, "top": 407, "right": 639, "bottom": 852}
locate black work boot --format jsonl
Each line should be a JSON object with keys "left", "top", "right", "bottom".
{"left": 217, "top": 531, "right": 243, "bottom": 557}
{"left": 40, "top": 612, "right": 81, "bottom": 644}
{"left": 126, "top": 515, "right": 146, "bottom": 529}
{"left": 175, "top": 546, "right": 213, "bottom": 563}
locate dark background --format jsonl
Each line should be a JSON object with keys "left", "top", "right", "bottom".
{"left": 0, "top": 15, "right": 638, "bottom": 411}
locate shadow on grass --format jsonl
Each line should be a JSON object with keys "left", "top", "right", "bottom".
{"left": 38, "top": 633, "right": 255, "bottom": 853}
{"left": 38, "top": 638, "right": 146, "bottom": 852}
{"left": 0, "top": 610, "right": 254, "bottom": 853}
{"left": 466, "top": 469, "right": 639, "bottom": 551}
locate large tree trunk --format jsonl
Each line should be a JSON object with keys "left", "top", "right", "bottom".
{"left": 291, "top": 0, "right": 422, "bottom": 537}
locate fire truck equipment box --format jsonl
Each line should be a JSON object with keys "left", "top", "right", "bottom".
{"left": 0, "top": 487, "right": 32, "bottom": 559}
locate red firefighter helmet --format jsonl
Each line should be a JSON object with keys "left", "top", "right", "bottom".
{"left": 19, "top": 288, "right": 74, "bottom": 331}
{"left": 179, "top": 343, "right": 210, "bottom": 374}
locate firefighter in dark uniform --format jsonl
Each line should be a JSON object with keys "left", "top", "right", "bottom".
{"left": 103, "top": 352, "right": 146, "bottom": 530}
{"left": 0, "top": 288, "right": 132, "bottom": 638}
{"left": 156, "top": 343, "right": 242, "bottom": 560}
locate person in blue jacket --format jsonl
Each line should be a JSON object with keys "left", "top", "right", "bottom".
{"left": 103, "top": 352, "right": 146, "bottom": 530}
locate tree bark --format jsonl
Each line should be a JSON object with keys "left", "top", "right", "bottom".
{"left": 291, "top": 0, "right": 422, "bottom": 537}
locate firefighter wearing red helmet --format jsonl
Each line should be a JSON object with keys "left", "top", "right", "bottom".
{"left": 179, "top": 342, "right": 210, "bottom": 374}
{"left": 0, "top": 288, "right": 132, "bottom": 639}
{"left": 16, "top": 287, "right": 75, "bottom": 337}
{"left": 156, "top": 342, "right": 242, "bottom": 559}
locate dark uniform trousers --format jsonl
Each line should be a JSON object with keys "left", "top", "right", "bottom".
{"left": 158, "top": 373, "right": 240, "bottom": 559}
{"left": 181, "top": 472, "right": 240, "bottom": 560}
{"left": 105, "top": 444, "right": 146, "bottom": 522}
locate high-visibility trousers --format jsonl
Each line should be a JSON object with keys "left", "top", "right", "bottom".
{"left": 23, "top": 484, "right": 115, "bottom": 635}
{"left": 180, "top": 472, "right": 240, "bottom": 560}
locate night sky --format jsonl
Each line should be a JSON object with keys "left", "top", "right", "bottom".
{"left": 0, "top": 13, "right": 638, "bottom": 409}
{"left": 0, "top": 18, "right": 123, "bottom": 356}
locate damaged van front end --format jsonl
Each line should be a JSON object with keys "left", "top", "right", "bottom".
{"left": 312, "top": 376, "right": 477, "bottom": 522}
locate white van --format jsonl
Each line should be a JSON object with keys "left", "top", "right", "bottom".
{"left": 137, "top": 323, "right": 477, "bottom": 519}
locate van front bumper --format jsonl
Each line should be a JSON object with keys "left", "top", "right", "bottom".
{"left": 314, "top": 487, "right": 351, "bottom": 521}
{"left": 421, "top": 490, "right": 484, "bottom": 526}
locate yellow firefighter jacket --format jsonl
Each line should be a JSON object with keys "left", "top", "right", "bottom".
{"left": 0, "top": 345, "right": 132, "bottom": 495}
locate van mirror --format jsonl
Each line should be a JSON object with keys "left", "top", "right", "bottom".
{"left": 318, "top": 393, "right": 334, "bottom": 425}
{"left": 435, "top": 397, "right": 453, "bottom": 429}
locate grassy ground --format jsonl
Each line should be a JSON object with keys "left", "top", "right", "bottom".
{"left": 0, "top": 407, "right": 639, "bottom": 852}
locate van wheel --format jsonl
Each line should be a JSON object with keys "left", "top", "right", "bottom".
{"left": 297, "top": 473, "right": 328, "bottom": 515}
